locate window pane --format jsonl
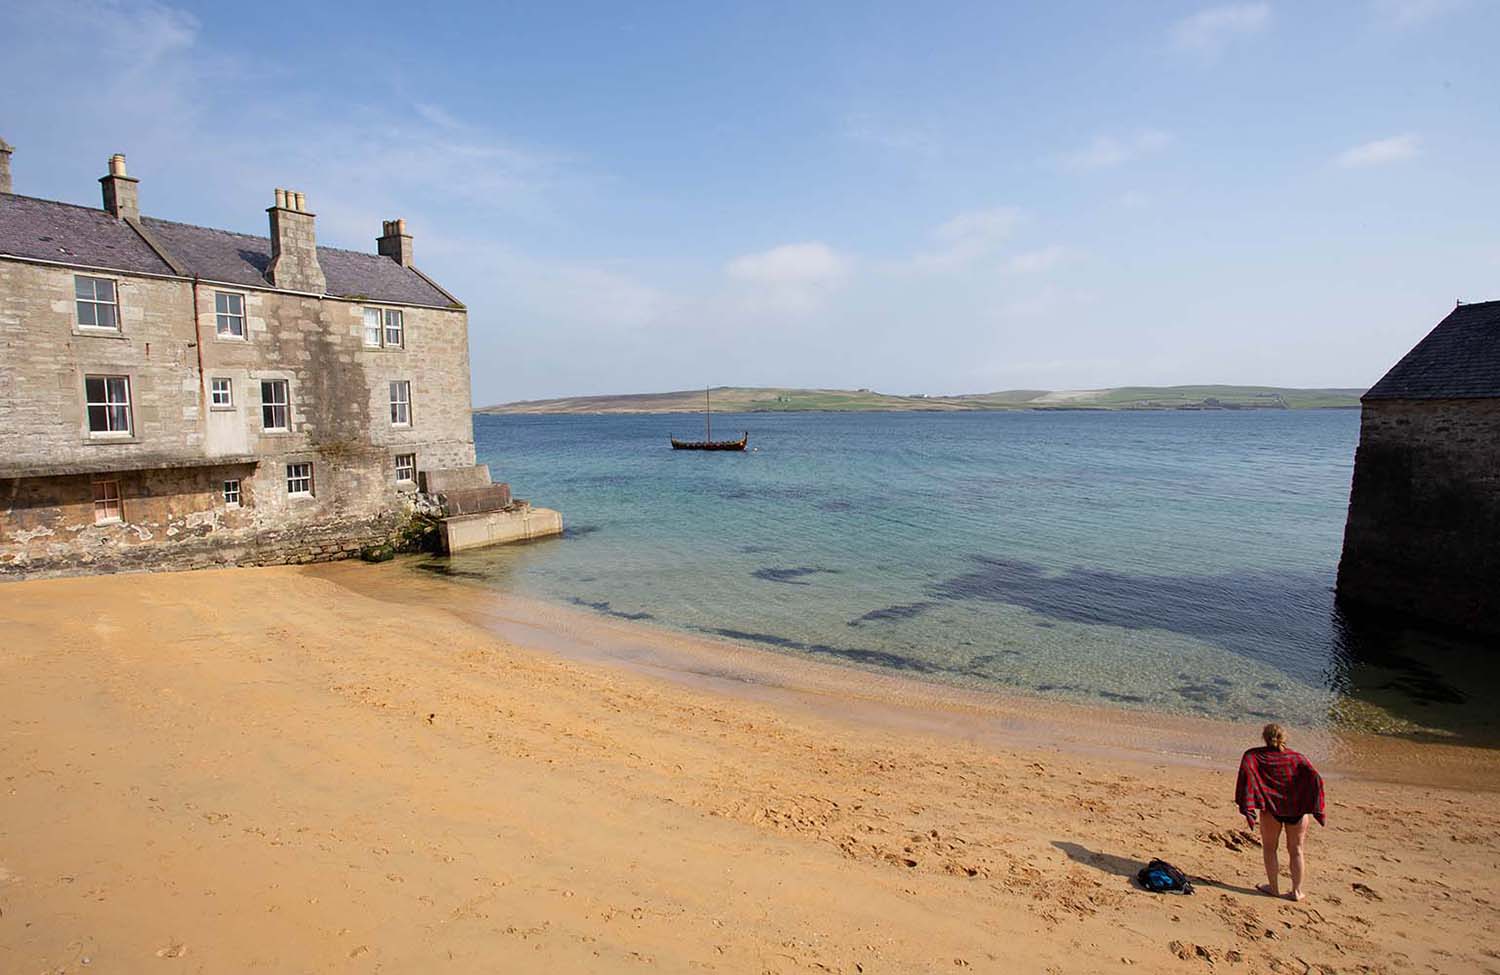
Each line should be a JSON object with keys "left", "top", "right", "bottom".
{"left": 96, "top": 304, "right": 117, "bottom": 329}
{"left": 108, "top": 406, "right": 130, "bottom": 432}
{"left": 227, "top": 293, "right": 242, "bottom": 314}
{"left": 77, "top": 301, "right": 97, "bottom": 326}
{"left": 88, "top": 405, "right": 109, "bottom": 431}
{"left": 106, "top": 377, "right": 128, "bottom": 402}
{"left": 85, "top": 376, "right": 105, "bottom": 401}
{"left": 96, "top": 279, "right": 115, "bottom": 302}
{"left": 76, "top": 277, "right": 93, "bottom": 299}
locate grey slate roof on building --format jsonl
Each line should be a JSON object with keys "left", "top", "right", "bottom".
{"left": 141, "top": 217, "right": 453, "bottom": 307}
{"left": 1364, "top": 300, "right": 1500, "bottom": 401}
{"left": 0, "top": 194, "right": 176, "bottom": 276}
{"left": 0, "top": 193, "right": 456, "bottom": 308}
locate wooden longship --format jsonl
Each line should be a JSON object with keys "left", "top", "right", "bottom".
{"left": 670, "top": 387, "right": 747, "bottom": 451}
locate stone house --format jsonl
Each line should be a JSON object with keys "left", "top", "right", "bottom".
{"left": 1336, "top": 299, "right": 1500, "bottom": 635}
{"left": 0, "top": 142, "right": 476, "bottom": 576}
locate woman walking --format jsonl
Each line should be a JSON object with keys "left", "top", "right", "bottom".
{"left": 1235, "top": 723, "right": 1325, "bottom": 901}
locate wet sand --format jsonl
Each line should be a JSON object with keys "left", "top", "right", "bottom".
{"left": 2, "top": 563, "right": 1497, "bottom": 973}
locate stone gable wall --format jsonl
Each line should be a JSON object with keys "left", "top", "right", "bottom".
{"left": 1336, "top": 398, "right": 1500, "bottom": 635}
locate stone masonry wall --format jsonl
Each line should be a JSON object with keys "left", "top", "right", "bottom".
{"left": 0, "top": 466, "right": 423, "bottom": 578}
{"left": 0, "top": 262, "right": 203, "bottom": 469}
{"left": 0, "top": 256, "right": 475, "bottom": 577}
{"left": 1336, "top": 398, "right": 1500, "bottom": 635}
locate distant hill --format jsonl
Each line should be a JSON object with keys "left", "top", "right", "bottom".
{"left": 478, "top": 385, "right": 1366, "bottom": 414}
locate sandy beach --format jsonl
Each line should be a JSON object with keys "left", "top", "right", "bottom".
{"left": 3, "top": 563, "right": 1498, "bottom": 974}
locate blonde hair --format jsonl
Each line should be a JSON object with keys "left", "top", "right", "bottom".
{"left": 1262, "top": 723, "right": 1287, "bottom": 749}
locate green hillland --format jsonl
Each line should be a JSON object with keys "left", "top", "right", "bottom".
{"left": 477, "top": 385, "right": 1365, "bottom": 414}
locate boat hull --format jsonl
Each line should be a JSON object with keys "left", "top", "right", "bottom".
{"left": 670, "top": 434, "right": 748, "bottom": 451}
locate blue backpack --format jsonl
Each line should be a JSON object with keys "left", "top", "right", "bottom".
{"left": 1138, "top": 858, "right": 1194, "bottom": 894}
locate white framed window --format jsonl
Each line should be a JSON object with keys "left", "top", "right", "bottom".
{"left": 75, "top": 275, "right": 119, "bottom": 330}
{"left": 210, "top": 377, "right": 233, "bottom": 407}
{"left": 84, "top": 375, "right": 132, "bottom": 437}
{"left": 260, "top": 380, "right": 289, "bottom": 431}
{"left": 92, "top": 479, "right": 121, "bottom": 524}
{"left": 214, "top": 291, "right": 245, "bottom": 338}
{"left": 389, "top": 380, "right": 411, "bottom": 426}
{"left": 383, "top": 308, "right": 404, "bottom": 348}
{"left": 223, "top": 479, "right": 241, "bottom": 506}
{"left": 362, "top": 307, "right": 383, "bottom": 347}
{"left": 285, "top": 462, "right": 313, "bottom": 497}
{"left": 395, "top": 453, "right": 416, "bottom": 484}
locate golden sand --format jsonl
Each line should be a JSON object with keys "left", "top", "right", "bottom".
{"left": 2, "top": 563, "right": 1496, "bottom": 972}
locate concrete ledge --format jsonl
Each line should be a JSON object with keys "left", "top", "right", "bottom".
{"left": 440, "top": 506, "right": 563, "bottom": 553}
{"left": 420, "top": 464, "right": 492, "bottom": 495}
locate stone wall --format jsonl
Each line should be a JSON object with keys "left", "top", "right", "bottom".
{"left": 0, "top": 255, "right": 475, "bottom": 577}
{"left": 0, "top": 261, "right": 204, "bottom": 469}
{"left": 1336, "top": 398, "right": 1500, "bottom": 635}
{"left": 0, "top": 466, "right": 429, "bottom": 578}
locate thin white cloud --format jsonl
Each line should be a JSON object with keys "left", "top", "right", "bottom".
{"left": 726, "top": 242, "right": 852, "bottom": 313}
{"left": 1004, "top": 245, "right": 1070, "bottom": 275}
{"left": 1335, "top": 133, "right": 1420, "bottom": 168}
{"left": 1371, "top": 0, "right": 1464, "bottom": 27}
{"left": 727, "top": 242, "right": 851, "bottom": 285}
{"left": 902, "top": 207, "right": 1022, "bottom": 273}
{"left": 841, "top": 113, "right": 940, "bottom": 159}
{"left": 1171, "top": 3, "right": 1271, "bottom": 58}
{"left": 1062, "top": 130, "right": 1172, "bottom": 171}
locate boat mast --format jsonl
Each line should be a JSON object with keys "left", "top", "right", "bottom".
{"left": 705, "top": 386, "right": 711, "bottom": 441}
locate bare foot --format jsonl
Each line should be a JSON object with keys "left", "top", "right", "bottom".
{"left": 1284, "top": 890, "right": 1306, "bottom": 902}
{"left": 1257, "top": 883, "right": 1280, "bottom": 897}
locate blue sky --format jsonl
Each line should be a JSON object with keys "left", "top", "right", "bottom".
{"left": 2, "top": 1, "right": 1497, "bottom": 404}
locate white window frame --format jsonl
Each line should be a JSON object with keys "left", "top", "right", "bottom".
{"left": 92, "top": 479, "right": 122, "bottom": 524}
{"left": 222, "top": 479, "right": 241, "bottom": 507}
{"left": 210, "top": 377, "right": 233, "bottom": 408}
{"left": 84, "top": 374, "right": 133, "bottom": 438}
{"left": 383, "top": 308, "right": 404, "bottom": 348}
{"left": 260, "top": 380, "right": 290, "bottom": 432}
{"left": 389, "top": 380, "right": 411, "bottom": 426}
{"left": 362, "top": 307, "right": 383, "bottom": 348}
{"left": 394, "top": 453, "right": 416, "bottom": 484}
{"left": 75, "top": 275, "right": 120, "bottom": 331}
{"left": 285, "top": 462, "right": 313, "bottom": 497}
{"left": 214, "top": 290, "right": 246, "bottom": 339}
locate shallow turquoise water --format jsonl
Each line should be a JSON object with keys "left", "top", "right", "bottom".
{"left": 428, "top": 410, "right": 1496, "bottom": 741}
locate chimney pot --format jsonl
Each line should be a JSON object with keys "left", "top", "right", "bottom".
{"left": 377, "top": 216, "right": 415, "bottom": 268}
{"left": 266, "top": 186, "right": 325, "bottom": 292}
{"left": 100, "top": 152, "right": 140, "bottom": 220}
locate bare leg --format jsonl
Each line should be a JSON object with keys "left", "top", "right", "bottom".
{"left": 1258, "top": 816, "right": 1283, "bottom": 896}
{"left": 1284, "top": 816, "right": 1308, "bottom": 900}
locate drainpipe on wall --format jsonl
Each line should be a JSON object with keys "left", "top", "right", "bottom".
{"left": 191, "top": 276, "right": 207, "bottom": 418}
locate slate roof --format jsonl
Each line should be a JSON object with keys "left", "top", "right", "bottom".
{"left": 0, "top": 194, "right": 176, "bottom": 276}
{"left": 1364, "top": 300, "right": 1500, "bottom": 401}
{"left": 0, "top": 192, "right": 456, "bottom": 308}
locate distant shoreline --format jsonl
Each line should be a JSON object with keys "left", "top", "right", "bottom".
{"left": 477, "top": 384, "right": 1366, "bottom": 415}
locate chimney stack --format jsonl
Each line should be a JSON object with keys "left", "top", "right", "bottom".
{"left": 0, "top": 137, "right": 13, "bottom": 195}
{"left": 266, "top": 187, "right": 326, "bottom": 293}
{"left": 377, "top": 218, "right": 414, "bottom": 267}
{"left": 99, "top": 153, "right": 140, "bottom": 220}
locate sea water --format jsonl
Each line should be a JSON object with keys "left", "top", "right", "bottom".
{"left": 426, "top": 410, "right": 1497, "bottom": 742}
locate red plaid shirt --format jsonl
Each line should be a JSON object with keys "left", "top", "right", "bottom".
{"left": 1235, "top": 747, "right": 1326, "bottom": 826}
